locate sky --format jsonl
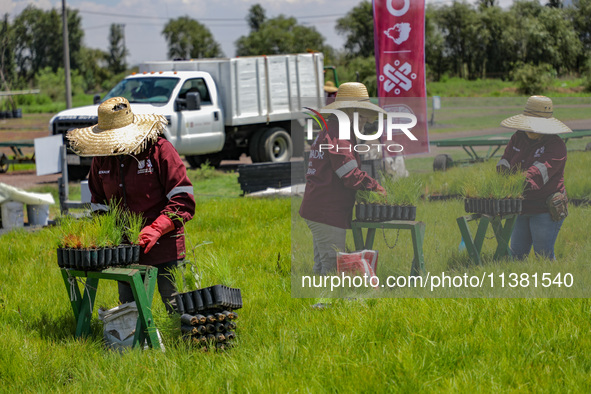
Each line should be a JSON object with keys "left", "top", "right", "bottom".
{"left": 3, "top": 0, "right": 519, "bottom": 66}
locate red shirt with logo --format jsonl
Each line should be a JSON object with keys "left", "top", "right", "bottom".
{"left": 299, "top": 118, "right": 381, "bottom": 229}
{"left": 497, "top": 131, "right": 566, "bottom": 214}
{"left": 88, "top": 137, "right": 195, "bottom": 265}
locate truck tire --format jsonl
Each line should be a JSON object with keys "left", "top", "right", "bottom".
{"left": 433, "top": 154, "right": 453, "bottom": 172}
{"left": 258, "top": 127, "right": 292, "bottom": 163}
{"left": 248, "top": 129, "right": 264, "bottom": 163}
{"left": 68, "top": 164, "right": 90, "bottom": 181}
{"left": 185, "top": 154, "right": 222, "bottom": 169}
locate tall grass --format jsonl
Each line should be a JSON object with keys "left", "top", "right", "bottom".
{"left": 459, "top": 165, "right": 526, "bottom": 199}
{"left": 1, "top": 167, "right": 591, "bottom": 391}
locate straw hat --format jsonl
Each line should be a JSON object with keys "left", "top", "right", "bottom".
{"left": 323, "top": 81, "right": 338, "bottom": 93}
{"left": 320, "top": 82, "right": 387, "bottom": 115}
{"left": 67, "top": 97, "right": 167, "bottom": 156}
{"left": 500, "top": 95, "right": 572, "bottom": 134}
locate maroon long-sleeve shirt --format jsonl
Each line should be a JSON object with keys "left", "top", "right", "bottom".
{"left": 299, "top": 118, "right": 381, "bottom": 229}
{"left": 496, "top": 131, "right": 567, "bottom": 214}
{"left": 89, "top": 137, "right": 195, "bottom": 265}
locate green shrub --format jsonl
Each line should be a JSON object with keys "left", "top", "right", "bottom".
{"left": 510, "top": 62, "right": 554, "bottom": 95}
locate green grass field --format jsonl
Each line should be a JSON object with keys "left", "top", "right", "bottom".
{"left": 1, "top": 162, "right": 591, "bottom": 391}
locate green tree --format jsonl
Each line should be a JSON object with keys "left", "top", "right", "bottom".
{"left": 0, "top": 14, "right": 15, "bottom": 91}
{"left": 437, "top": 2, "right": 485, "bottom": 79}
{"left": 335, "top": 1, "right": 374, "bottom": 58}
{"left": 78, "top": 47, "right": 110, "bottom": 92}
{"left": 107, "top": 24, "right": 128, "bottom": 74}
{"left": 509, "top": 3, "right": 581, "bottom": 75}
{"left": 162, "top": 17, "right": 223, "bottom": 59}
{"left": 570, "top": 0, "right": 591, "bottom": 68}
{"left": 247, "top": 4, "right": 266, "bottom": 32}
{"left": 546, "top": 0, "right": 563, "bottom": 8}
{"left": 235, "top": 15, "right": 328, "bottom": 56}
{"left": 425, "top": 5, "right": 449, "bottom": 81}
{"left": 11, "top": 6, "right": 83, "bottom": 84}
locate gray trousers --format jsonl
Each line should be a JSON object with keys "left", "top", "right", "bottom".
{"left": 305, "top": 219, "right": 347, "bottom": 275}
{"left": 118, "top": 260, "right": 180, "bottom": 314}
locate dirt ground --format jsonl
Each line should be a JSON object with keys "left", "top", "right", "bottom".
{"left": 1, "top": 113, "right": 590, "bottom": 190}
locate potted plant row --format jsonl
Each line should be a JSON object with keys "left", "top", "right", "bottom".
{"left": 56, "top": 207, "right": 144, "bottom": 271}
{"left": 462, "top": 166, "right": 526, "bottom": 216}
{"left": 355, "top": 174, "right": 422, "bottom": 222}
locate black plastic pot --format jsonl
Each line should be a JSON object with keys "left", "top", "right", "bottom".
{"left": 392, "top": 205, "right": 399, "bottom": 220}
{"left": 192, "top": 290, "right": 204, "bottom": 311}
{"left": 118, "top": 246, "right": 126, "bottom": 265}
{"left": 183, "top": 292, "right": 195, "bottom": 314}
{"left": 202, "top": 287, "right": 213, "bottom": 309}
{"left": 57, "top": 248, "right": 65, "bottom": 268}
{"left": 372, "top": 205, "right": 380, "bottom": 221}
{"left": 379, "top": 205, "right": 388, "bottom": 221}
{"left": 12, "top": 108, "right": 22, "bottom": 118}
{"left": 356, "top": 204, "right": 366, "bottom": 221}
{"left": 408, "top": 206, "right": 417, "bottom": 221}
{"left": 175, "top": 293, "right": 185, "bottom": 315}
{"left": 90, "top": 249, "right": 98, "bottom": 270}
{"left": 386, "top": 205, "right": 394, "bottom": 220}
{"left": 401, "top": 206, "right": 409, "bottom": 220}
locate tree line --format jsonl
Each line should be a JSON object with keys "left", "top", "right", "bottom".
{"left": 1, "top": 0, "right": 591, "bottom": 103}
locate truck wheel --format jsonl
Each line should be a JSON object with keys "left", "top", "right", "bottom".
{"left": 185, "top": 155, "right": 221, "bottom": 169}
{"left": 433, "top": 154, "right": 453, "bottom": 171}
{"left": 67, "top": 164, "right": 90, "bottom": 181}
{"left": 258, "top": 127, "right": 292, "bottom": 163}
{"left": 248, "top": 129, "right": 264, "bottom": 163}
{"left": 186, "top": 155, "right": 202, "bottom": 169}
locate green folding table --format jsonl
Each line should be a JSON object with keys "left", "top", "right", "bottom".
{"left": 456, "top": 214, "right": 517, "bottom": 265}
{"left": 351, "top": 220, "right": 426, "bottom": 276}
{"left": 61, "top": 265, "right": 161, "bottom": 350}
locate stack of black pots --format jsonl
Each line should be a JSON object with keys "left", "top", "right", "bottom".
{"left": 175, "top": 285, "right": 242, "bottom": 351}
{"left": 464, "top": 198, "right": 523, "bottom": 216}
{"left": 56, "top": 245, "right": 141, "bottom": 271}
{"left": 355, "top": 203, "right": 417, "bottom": 222}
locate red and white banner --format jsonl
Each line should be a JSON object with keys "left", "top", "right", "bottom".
{"left": 373, "top": 0, "right": 429, "bottom": 155}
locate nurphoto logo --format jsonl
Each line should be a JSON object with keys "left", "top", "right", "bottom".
{"left": 303, "top": 107, "right": 418, "bottom": 154}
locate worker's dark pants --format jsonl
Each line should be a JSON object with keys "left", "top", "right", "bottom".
{"left": 118, "top": 260, "right": 181, "bottom": 314}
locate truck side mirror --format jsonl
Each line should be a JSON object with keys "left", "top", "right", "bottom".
{"left": 93, "top": 94, "right": 101, "bottom": 105}
{"left": 186, "top": 91, "right": 201, "bottom": 111}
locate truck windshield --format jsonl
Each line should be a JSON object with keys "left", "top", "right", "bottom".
{"left": 103, "top": 77, "right": 180, "bottom": 104}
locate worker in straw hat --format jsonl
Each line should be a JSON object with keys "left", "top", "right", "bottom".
{"left": 496, "top": 95, "right": 571, "bottom": 260}
{"left": 67, "top": 97, "right": 195, "bottom": 312}
{"left": 299, "top": 82, "right": 387, "bottom": 275}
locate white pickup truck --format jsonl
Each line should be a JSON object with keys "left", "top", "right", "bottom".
{"left": 49, "top": 53, "right": 325, "bottom": 180}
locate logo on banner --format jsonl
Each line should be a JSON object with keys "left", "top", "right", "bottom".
{"left": 387, "top": 0, "right": 410, "bottom": 16}
{"left": 380, "top": 60, "right": 417, "bottom": 95}
{"left": 385, "top": 23, "right": 411, "bottom": 45}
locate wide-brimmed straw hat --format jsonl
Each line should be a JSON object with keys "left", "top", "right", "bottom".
{"left": 67, "top": 97, "right": 167, "bottom": 156}
{"left": 501, "top": 95, "right": 572, "bottom": 134}
{"left": 323, "top": 81, "right": 338, "bottom": 93}
{"left": 320, "top": 82, "right": 387, "bottom": 115}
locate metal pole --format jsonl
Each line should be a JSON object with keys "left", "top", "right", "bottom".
{"left": 62, "top": 0, "right": 72, "bottom": 109}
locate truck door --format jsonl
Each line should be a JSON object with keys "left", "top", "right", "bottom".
{"left": 174, "top": 78, "right": 224, "bottom": 155}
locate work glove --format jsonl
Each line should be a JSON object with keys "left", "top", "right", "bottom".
{"left": 139, "top": 215, "right": 175, "bottom": 254}
{"left": 376, "top": 185, "right": 387, "bottom": 198}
